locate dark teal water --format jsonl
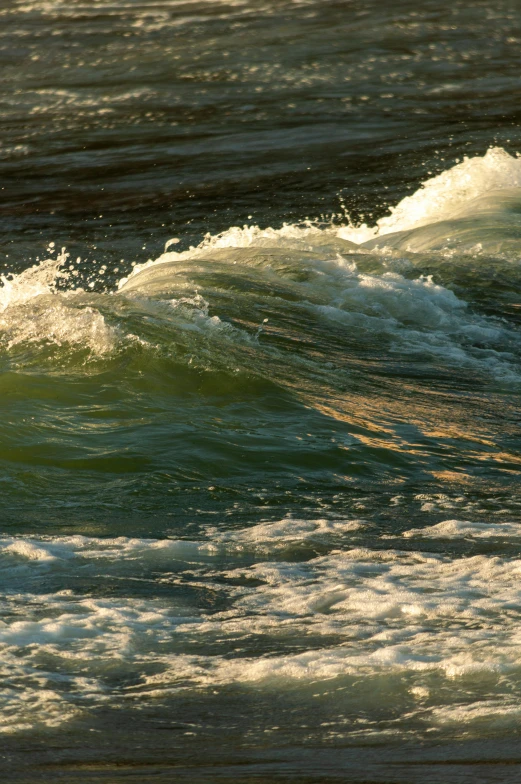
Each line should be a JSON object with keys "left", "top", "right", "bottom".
{"left": 2, "top": 1, "right": 521, "bottom": 781}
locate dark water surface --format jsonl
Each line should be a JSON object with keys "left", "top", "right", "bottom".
{"left": 2, "top": 1, "right": 521, "bottom": 782}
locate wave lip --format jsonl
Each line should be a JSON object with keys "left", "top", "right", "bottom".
{"left": 339, "top": 147, "right": 521, "bottom": 245}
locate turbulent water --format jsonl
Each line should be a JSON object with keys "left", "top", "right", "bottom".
{"left": 2, "top": 1, "right": 521, "bottom": 782}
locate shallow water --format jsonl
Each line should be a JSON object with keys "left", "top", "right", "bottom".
{"left": 2, "top": 1, "right": 521, "bottom": 782}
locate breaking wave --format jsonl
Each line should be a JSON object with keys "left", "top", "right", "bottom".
{"left": 2, "top": 149, "right": 521, "bottom": 742}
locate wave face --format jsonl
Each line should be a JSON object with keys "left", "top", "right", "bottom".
{"left": 1, "top": 150, "right": 521, "bottom": 764}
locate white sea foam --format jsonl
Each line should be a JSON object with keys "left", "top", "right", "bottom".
{"left": 0, "top": 256, "right": 117, "bottom": 356}
{"left": 0, "top": 534, "right": 213, "bottom": 566}
{"left": 207, "top": 516, "right": 365, "bottom": 552}
{"left": 0, "top": 518, "right": 363, "bottom": 568}
{"left": 2, "top": 528, "right": 521, "bottom": 736}
{"left": 403, "top": 519, "right": 521, "bottom": 540}
{"left": 430, "top": 700, "right": 521, "bottom": 730}
{"left": 310, "top": 266, "right": 518, "bottom": 376}
{"left": 0, "top": 257, "right": 62, "bottom": 312}
{"left": 338, "top": 146, "right": 521, "bottom": 243}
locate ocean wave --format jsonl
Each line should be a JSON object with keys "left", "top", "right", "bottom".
{"left": 1, "top": 149, "right": 520, "bottom": 384}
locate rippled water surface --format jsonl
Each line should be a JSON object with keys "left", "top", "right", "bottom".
{"left": 2, "top": 1, "right": 521, "bottom": 782}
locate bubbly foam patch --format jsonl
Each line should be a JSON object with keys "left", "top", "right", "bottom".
{"left": 3, "top": 528, "right": 521, "bottom": 738}
{"left": 0, "top": 518, "right": 364, "bottom": 567}
{"left": 0, "top": 534, "right": 213, "bottom": 566}
{"left": 403, "top": 519, "right": 521, "bottom": 540}
{"left": 310, "top": 266, "right": 519, "bottom": 378}
{"left": 207, "top": 516, "right": 365, "bottom": 552}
